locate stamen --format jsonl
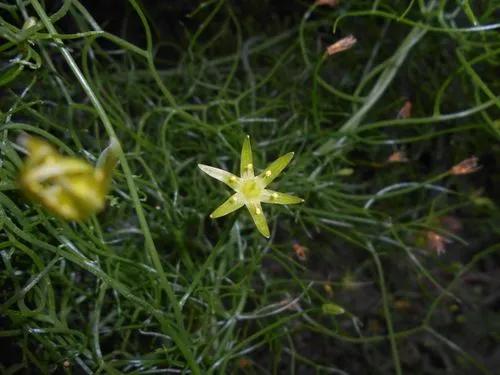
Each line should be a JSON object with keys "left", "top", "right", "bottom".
{"left": 265, "top": 170, "right": 272, "bottom": 177}
{"left": 231, "top": 196, "right": 238, "bottom": 203}
{"left": 271, "top": 192, "right": 278, "bottom": 200}
{"left": 229, "top": 176, "right": 237, "bottom": 183}
{"left": 246, "top": 163, "right": 253, "bottom": 170}
{"left": 255, "top": 207, "right": 261, "bottom": 215}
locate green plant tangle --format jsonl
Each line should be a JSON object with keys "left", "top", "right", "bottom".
{"left": 0, "top": 0, "right": 499, "bottom": 374}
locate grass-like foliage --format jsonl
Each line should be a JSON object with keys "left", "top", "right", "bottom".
{"left": 1, "top": 0, "right": 499, "bottom": 373}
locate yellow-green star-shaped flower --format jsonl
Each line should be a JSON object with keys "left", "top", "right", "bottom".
{"left": 198, "top": 135, "right": 304, "bottom": 238}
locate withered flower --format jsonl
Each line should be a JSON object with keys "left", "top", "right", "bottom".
{"left": 238, "top": 358, "right": 253, "bottom": 369}
{"left": 326, "top": 35, "right": 357, "bottom": 56}
{"left": 315, "top": 0, "right": 340, "bottom": 7}
{"left": 387, "top": 151, "right": 408, "bottom": 163}
{"left": 450, "top": 156, "right": 481, "bottom": 175}
{"left": 396, "top": 100, "right": 412, "bottom": 119}
{"left": 292, "top": 242, "right": 309, "bottom": 261}
{"left": 440, "top": 215, "right": 462, "bottom": 234}
{"left": 394, "top": 299, "right": 412, "bottom": 312}
{"left": 426, "top": 231, "right": 449, "bottom": 255}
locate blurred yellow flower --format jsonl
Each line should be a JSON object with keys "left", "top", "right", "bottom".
{"left": 18, "top": 134, "right": 119, "bottom": 220}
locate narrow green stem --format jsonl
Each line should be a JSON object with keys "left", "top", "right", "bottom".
{"left": 367, "top": 242, "right": 402, "bottom": 375}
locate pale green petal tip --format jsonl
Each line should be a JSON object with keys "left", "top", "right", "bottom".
{"left": 198, "top": 163, "right": 207, "bottom": 170}
{"left": 263, "top": 190, "right": 304, "bottom": 205}
{"left": 292, "top": 197, "right": 305, "bottom": 204}
{"left": 209, "top": 194, "right": 243, "bottom": 219}
{"left": 286, "top": 194, "right": 304, "bottom": 204}
{"left": 258, "top": 152, "right": 295, "bottom": 189}
{"left": 198, "top": 163, "right": 210, "bottom": 176}
{"left": 247, "top": 203, "right": 270, "bottom": 238}
{"left": 261, "top": 152, "right": 295, "bottom": 182}
{"left": 198, "top": 164, "right": 237, "bottom": 183}
{"left": 257, "top": 220, "right": 270, "bottom": 238}
{"left": 240, "top": 136, "right": 254, "bottom": 177}
{"left": 241, "top": 138, "right": 252, "bottom": 157}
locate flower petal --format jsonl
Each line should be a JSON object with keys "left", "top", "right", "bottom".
{"left": 261, "top": 189, "right": 304, "bottom": 205}
{"left": 209, "top": 193, "right": 244, "bottom": 218}
{"left": 198, "top": 164, "right": 240, "bottom": 188}
{"left": 19, "top": 134, "right": 57, "bottom": 165}
{"left": 246, "top": 201, "right": 270, "bottom": 238}
{"left": 24, "top": 158, "right": 94, "bottom": 182}
{"left": 240, "top": 135, "right": 254, "bottom": 178}
{"left": 258, "top": 152, "right": 294, "bottom": 186}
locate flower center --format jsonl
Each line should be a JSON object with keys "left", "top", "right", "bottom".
{"left": 239, "top": 178, "right": 262, "bottom": 199}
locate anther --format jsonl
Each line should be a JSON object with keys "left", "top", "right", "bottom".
{"left": 246, "top": 163, "right": 253, "bottom": 170}
{"left": 231, "top": 196, "right": 238, "bottom": 203}
{"left": 229, "top": 176, "right": 237, "bottom": 183}
{"left": 271, "top": 192, "right": 278, "bottom": 200}
{"left": 255, "top": 207, "right": 261, "bottom": 215}
{"left": 265, "top": 170, "right": 272, "bottom": 177}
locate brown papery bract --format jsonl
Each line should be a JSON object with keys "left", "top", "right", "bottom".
{"left": 426, "top": 231, "right": 449, "bottom": 255}
{"left": 315, "top": 0, "right": 340, "bottom": 7}
{"left": 397, "top": 100, "right": 412, "bottom": 119}
{"left": 387, "top": 151, "right": 408, "bottom": 163}
{"left": 450, "top": 156, "right": 481, "bottom": 175}
{"left": 326, "top": 35, "right": 357, "bottom": 56}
